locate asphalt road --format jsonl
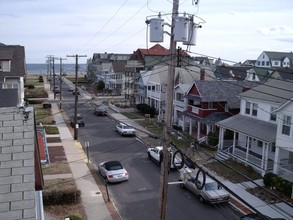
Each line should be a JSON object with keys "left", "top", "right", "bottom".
{"left": 61, "top": 83, "right": 241, "bottom": 220}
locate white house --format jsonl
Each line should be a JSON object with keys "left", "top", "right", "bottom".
{"left": 216, "top": 79, "right": 293, "bottom": 178}
{"left": 255, "top": 51, "right": 293, "bottom": 68}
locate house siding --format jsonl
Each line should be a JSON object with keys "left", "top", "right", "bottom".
{"left": 0, "top": 107, "right": 36, "bottom": 219}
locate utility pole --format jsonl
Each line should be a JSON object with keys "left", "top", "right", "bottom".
{"left": 59, "top": 58, "right": 67, "bottom": 109}
{"left": 52, "top": 57, "right": 58, "bottom": 100}
{"left": 46, "top": 55, "right": 54, "bottom": 89}
{"left": 67, "top": 54, "right": 87, "bottom": 140}
{"left": 158, "top": 0, "right": 179, "bottom": 219}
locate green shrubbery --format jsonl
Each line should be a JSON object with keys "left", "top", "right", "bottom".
{"left": 136, "top": 103, "right": 157, "bottom": 118}
{"left": 207, "top": 131, "right": 218, "bottom": 146}
{"left": 43, "top": 188, "right": 81, "bottom": 205}
{"left": 263, "top": 172, "right": 293, "bottom": 197}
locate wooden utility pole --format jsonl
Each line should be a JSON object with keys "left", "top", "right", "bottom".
{"left": 67, "top": 54, "right": 87, "bottom": 140}
{"left": 52, "top": 57, "right": 58, "bottom": 100}
{"left": 59, "top": 58, "right": 67, "bottom": 109}
{"left": 46, "top": 55, "right": 54, "bottom": 89}
{"left": 158, "top": 0, "right": 179, "bottom": 219}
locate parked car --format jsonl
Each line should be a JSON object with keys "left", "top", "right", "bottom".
{"left": 70, "top": 114, "right": 85, "bottom": 127}
{"left": 68, "top": 87, "right": 74, "bottom": 92}
{"left": 116, "top": 123, "right": 135, "bottom": 136}
{"left": 54, "top": 86, "right": 60, "bottom": 93}
{"left": 179, "top": 168, "right": 230, "bottom": 204}
{"left": 72, "top": 89, "right": 80, "bottom": 95}
{"left": 94, "top": 104, "right": 107, "bottom": 116}
{"left": 98, "top": 160, "right": 129, "bottom": 183}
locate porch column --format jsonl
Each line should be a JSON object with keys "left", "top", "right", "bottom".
{"left": 206, "top": 124, "right": 210, "bottom": 144}
{"left": 273, "top": 146, "right": 280, "bottom": 174}
{"left": 218, "top": 127, "right": 223, "bottom": 150}
{"left": 232, "top": 131, "right": 236, "bottom": 154}
{"left": 182, "top": 115, "right": 185, "bottom": 132}
{"left": 264, "top": 143, "right": 269, "bottom": 172}
{"left": 245, "top": 136, "right": 249, "bottom": 162}
{"left": 189, "top": 118, "right": 192, "bottom": 136}
{"left": 197, "top": 121, "right": 200, "bottom": 140}
{"left": 261, "top": 142, "right": 265, "bottom": 169}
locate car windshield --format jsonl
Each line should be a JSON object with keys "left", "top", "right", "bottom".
{"left": 123, "top": 125, "right": 132, "bottom": 129}
{"left": 105, "top": 161, "right": 123, "bottom": 171}
{"left": 205, "top": 182, "right": 218, "bottom": 191}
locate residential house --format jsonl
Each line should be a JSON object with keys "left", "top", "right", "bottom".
{"left": 0, "top": 106, "right": 44, "bottom": 219}
{"left": 255, "top": 51, "right": 293, "bottom": 68}
{"left": 105, "top": 62, "right": 126, "bottom": 95}
{"left": 213, "top": 65, "right": 273, "bottom": 82}
{"left": 182, "top": 80, "right": 258, "bottom": 141}
{"left": 269, "top": 68, "right": 293, "bottom": 81}
{"left": 141, "top": 65, "right": 214, "bottom": 121}
{"left": 216, "top": 79, "right": 293, "bottom": 178}
{"left": 0, "top": 43, "right": 26, "bottom": 106}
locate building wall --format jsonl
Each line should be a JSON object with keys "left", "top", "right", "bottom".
{"left": 276, "top": 103, "right": 293, "bottom": 149}
{"left": 0, "top": 107, "right": 36, "bottom": 219}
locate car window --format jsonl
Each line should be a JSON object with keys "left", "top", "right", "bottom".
{"left": 205, "top": 182, "right": 218, "bottom": 191}
{"left": 123, "top": 125, "right": 132, "bottom": 129}
{"left": 108, "top": 165, "right": 123, "bottom": 171}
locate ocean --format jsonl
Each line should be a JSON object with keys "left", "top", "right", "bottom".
{"left": 26, "top": 63, "right": 87, "bottom": 75}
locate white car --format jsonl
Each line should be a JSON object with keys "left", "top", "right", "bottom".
{"left": 116, "top": 123, "right": 135, "bottom": 136}
{"left": 98, "top": 160, "right": 129, "bottom": 183}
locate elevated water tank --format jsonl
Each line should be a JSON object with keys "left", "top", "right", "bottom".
{"left": 174, "top": 16, "right": 189, "bottom": 42}
{"left": 149, "top": 18, "right": 164, "bottom": 42}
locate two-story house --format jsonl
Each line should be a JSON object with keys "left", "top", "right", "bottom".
{"left": 183, "top": 80, "right": 258, "bottom": 141}
{"left": 216, "top": 79, "right": 293, "bottom": 178}
{"left": 0, "top": 43, "right": 26, "bottom": 106}
{"left": 255, "top": 51, "right": 293, "bottom": 68}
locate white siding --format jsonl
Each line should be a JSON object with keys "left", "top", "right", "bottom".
{"left": 276, "top": 103, "right": 293, "bottom": 149}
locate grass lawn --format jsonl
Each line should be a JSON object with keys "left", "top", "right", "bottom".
{"left": 42, "top": 162, "right": 71, "bottom": 175}
{"left": 204, "top": 159, "right": 263, "bottom": 183}
{"left": 34, "top": 104, "right": 55, "bottom": 125}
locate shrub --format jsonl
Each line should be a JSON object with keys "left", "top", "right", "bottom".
{"left": 43, "top": 188, "right": 81, "bottom": 205}
{"left": 67, "top": 215, "right": 82, "bottom": 220}
{"left": 207, "top": 131, "right": 218, "bottom": 146}
{"left": 27, "top": 84, "right": 35, "bottom": 89}
{"left": 263, "top": 172, "right": 293, "bottom": 197}
{"left": 136, "top": 104, "right": 156, "bottom": 117}
{"left": 172, "top": 124, "right": 182, "bottom": 131}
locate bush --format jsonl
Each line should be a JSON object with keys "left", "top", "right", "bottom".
{"left": 173, "top": 124, "right": 182, "bottom": 131}
{"left": 263, "top": 172, "right": 293, "bottom": 197}
{"left": 207, "top": 131, "right": 218, "bottom": 146}
{"left": 136, "top": 104, "right": 156, "bottom": 117}
{"left": 43, "top": 188, "right": 81, "bottom": 205}
{"left": 27, "top": 84, "right": 35, "bottom": 89}
{"left": 66, "top": 215, "right": 82, "bottom": 220}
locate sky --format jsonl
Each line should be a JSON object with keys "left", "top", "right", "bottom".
{"left": 1, "top": 0, "right": 293, "bottom": 64}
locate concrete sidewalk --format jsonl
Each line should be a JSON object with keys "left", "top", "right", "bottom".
{"left": 45, "top": 83, "right": 112, "bottom": 220}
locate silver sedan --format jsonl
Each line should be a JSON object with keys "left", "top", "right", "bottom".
{"left": 98, "top": 160, "right": 129, "bottom": 183}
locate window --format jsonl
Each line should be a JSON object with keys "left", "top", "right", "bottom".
{"left": 257, "top": 61, "right": 260, "bottom": 66}
{"left": 176, "top": 93, "right": 184, "bottom": 101}
{"left": 208, "top": 102, "right": 214, "bottom": 109}
{"left": 266, "top": 61, "right": 269, "bottom": 66}
{"left": 0, "top": 60, "right": 11, "bottom": 72}
{"left": 261, "top": 61, "right": 265, "bottom": 66}
{"left": 252, "top": 103, "right": 258, "bottom": 116}
{"left": 282, "top": 115, "right": 291, "bottom": 136}
{"left": 257, "top": 140, "right": 263, "bottom": 147}
{"left": 245, "top": 101, "right": 250, "bottom": 114}
{"left": 270, "top": 107, "right": 277, "bottom": 121}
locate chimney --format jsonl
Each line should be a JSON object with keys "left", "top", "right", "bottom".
{"left": 200, "top": 68, "right": 205, "bottom": 80}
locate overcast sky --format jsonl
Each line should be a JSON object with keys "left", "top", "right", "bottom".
{"left": 1, "top": 0, "right": 293, "bottom": 64}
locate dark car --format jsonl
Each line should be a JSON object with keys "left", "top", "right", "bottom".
{"left": 94, "top": 104, "right": 107, "bottom": 116}
{"left": 70, "top": 114, "right": 84, "bottom": 127}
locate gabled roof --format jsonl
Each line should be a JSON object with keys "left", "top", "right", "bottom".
{"left": 271, "top": 68, "right": 293, "bottom": 81}
{"left": 240, "top": 79, "right": 293, "bottom": 104}
{"left": 0, "top": 44, "right": 25, "bottom": 76}
{"left": 263, "top": 51, "right": 293, "bottom": 61}
{"left": 186, "top": 81, "right": 259, "bottom": 109}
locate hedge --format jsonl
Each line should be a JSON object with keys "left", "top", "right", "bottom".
{"left": 263, "top": 172, "right": 293, "bottom": 197}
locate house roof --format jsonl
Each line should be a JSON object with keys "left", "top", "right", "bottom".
{"left": 186, "top": 81, "right": 259, "bottom": 109}
{"left": 216, "top": 114, "right": 277, "bottom": 142}
{"left": 263, "top": 51, "right": 293, "bottom": 61}
{"left": 271, "top": 68, "right": 293, "bottom": 81}
{"left": 240, "top": 78, "right": 293, "bottom": 104}
{"left": 183, "top": 111, "right": 231, "bottom": 125}
{"left": 0, "top": 44, "right": 26, "bottom": 77}
{"left": 0, "top": 88, "right": 19, "bottom": 107}
{"left": 112, "top": 61, "right": 126, "bottom": 73}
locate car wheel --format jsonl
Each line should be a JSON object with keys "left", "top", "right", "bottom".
{"left": 199, "top": 195, "right": 205, "bottom": 203}
{"left": 179, "top": 183, "right": 185, "bottom": 189}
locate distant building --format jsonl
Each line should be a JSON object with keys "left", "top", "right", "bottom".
{"left": 0, "top": 43, "right": 26, "bottom": 106}
{"left": 255, "top": 51, "right": 293, "bottom": 68}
